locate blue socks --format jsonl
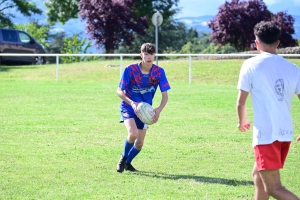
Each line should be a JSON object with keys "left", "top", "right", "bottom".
{"left": 122, "top": 138, "right": 141, "bottom": 164}
{"left": 122, "top": 139, "right": 134, "bottom": 157}
{"left": 126, "top": 146, "right": 141, "bottom": 164}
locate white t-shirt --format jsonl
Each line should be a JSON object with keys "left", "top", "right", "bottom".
{"left": 238, "top": 52, "right": 300, "bottom": 146}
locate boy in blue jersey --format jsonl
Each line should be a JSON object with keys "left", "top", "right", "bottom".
{"left": 116, "top": 43, "right": 171, "bottom": 173}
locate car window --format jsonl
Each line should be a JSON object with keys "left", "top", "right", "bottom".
{"left": 19, "top": 32, "right": 31, "bottom": 43}
{"left": 2, "top": 30, "right": 18, "bottom": 42}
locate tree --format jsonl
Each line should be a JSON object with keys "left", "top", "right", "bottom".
{"left": 15, "top": 22, "right": 50, "bottom": 49}
{"left": 45, "top": 0, "right": 180, "bottom": 25}
{"left": 46, "top": 31, "right": 65, "bottom": 63}
{"left": 45, "top": 0, "right": 180, "bottom": 53}
{"left": 132, "top": 0, "right": 179, "bottom": 21}
{"left": 44, "top": 0, "right": 79, "bottom": 25}
{"left": 61, "top": 34, "right": 92, "bottom": 63}
{"left": 201, "top": 43, "right": 237, "bottom": 54}
{"left": 79, "top": 0, "right": 148, "bottom": 54}
{"left": 208, "top": 0, "right": 297, "bottom": 51}
{"left": 180, "top": 32, "right": 214, "bottom": 54}
{"left": 117, "top": 19, "right": 197, "bottom": 54}
{"left": 0, "top": 0, "right": 42, "bottom": 28}
{"left": 272, "top": 11, "right": 297, "bottom": 47}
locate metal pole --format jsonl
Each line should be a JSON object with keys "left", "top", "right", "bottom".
{"left": 56, "top": 55, "right": 59, "bottom": 82}
{"left": 189, "top": 55, "right": 192, "bottom": 84}
{"left": 155, "top": 17, "right": 158, "bottom": 65}
{"left": 120, "top": 55, "right": 123, "bottom": 78}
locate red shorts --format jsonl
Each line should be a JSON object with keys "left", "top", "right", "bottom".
{"left": 254, "top": 140, "right": 291, "bottom": 171}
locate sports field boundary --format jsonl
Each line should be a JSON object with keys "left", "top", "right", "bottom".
{"left": 1, "top": 53, "right": 300, "bottom": 83}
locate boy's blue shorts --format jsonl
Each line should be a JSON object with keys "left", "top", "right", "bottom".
{"left": 120, "top": 108, "right": 148, "bottom": 130}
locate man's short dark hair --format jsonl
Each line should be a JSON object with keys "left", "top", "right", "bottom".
{"left": 254, "top": 21, "right": 281, "bottom": 45}
{"left": 141, "top": 43, "right": 156, "bottom": 54}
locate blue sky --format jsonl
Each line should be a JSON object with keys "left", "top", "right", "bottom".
{"left": 177, "top": 0, "right": 300, "bottom": 18}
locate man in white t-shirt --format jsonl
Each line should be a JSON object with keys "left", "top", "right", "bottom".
{"left": 236, "top": 21, "right": 300, "bottom": 200}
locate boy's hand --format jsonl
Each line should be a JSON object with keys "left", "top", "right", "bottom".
{"left": 130, "top": 101, "right": 139, "bottom": 113}
{"left": 152, "top": 108, "right": 161, "bottom": 123}
{"left": 238, "top": 119, "right": 251, "bottom": 132}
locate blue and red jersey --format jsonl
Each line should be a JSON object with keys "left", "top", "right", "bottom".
{"left": 119, "top": 63, "right": 170, "bottom": 112}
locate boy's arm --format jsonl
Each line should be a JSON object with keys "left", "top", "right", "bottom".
{"left": 297, "top": 94, "right": 300, "bottom": 141}
{"left": 152, "top": 91, "right": 168, "bottom": 123}
{"left": 236, "top": 90, "right": 251, "bottom": 132}
{"left": 116, "top": 87, "right": 137, "bottom": 111}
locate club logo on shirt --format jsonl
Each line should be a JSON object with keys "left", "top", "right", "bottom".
{"left": 274, "top": 79, "right": 284, "bottom": 101}
{"left": 132, "top": 86, "right": 155, "bottom": 94}
{"left": 150, "top": 76, "right": 158, "bottom": 84}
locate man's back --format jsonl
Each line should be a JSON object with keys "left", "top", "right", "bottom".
{"left": 238, "top": 52, "right": 300, "bottom": 145}
{"left": 236, "top": 21, "right": 300, "bottom": 200}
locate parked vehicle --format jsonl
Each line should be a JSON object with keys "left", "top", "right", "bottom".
{"left": 0, "top": 28, "right": 46, "bottom": 65}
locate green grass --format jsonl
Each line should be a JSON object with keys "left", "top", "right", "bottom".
{"left": 0, "top": 59, "right": 300, "bottom": 199}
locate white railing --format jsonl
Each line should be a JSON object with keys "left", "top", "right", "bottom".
{"left": 1, "top": 53, "right": 300, "bottom": 83}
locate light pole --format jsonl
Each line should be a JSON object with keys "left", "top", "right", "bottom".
{"left": 151, "top": 12, "right": 163, "bottom": 65}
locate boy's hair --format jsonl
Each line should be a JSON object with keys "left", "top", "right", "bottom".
{"left": 141, "top": 43, "right": 156, "bottom": 54}
{"left": 254, "top": 21, "right": 281, "bottom": 45}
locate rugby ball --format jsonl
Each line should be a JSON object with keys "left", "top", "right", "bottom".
{"left": 136, "top": 102, "right": 155, "bottom": 125}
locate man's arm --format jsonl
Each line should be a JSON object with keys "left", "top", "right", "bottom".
{"left": 236, "top": 90, "right": 251, "bottom": 132}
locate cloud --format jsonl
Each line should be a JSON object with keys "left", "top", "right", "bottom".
{"left": 201, "top": 21, "right": 208, "bottom": 26}
{"left": 181, "top": 19, "right": 193, "bottom": 25}
{"left": 49, "top": 28, "right": 65, "bottom": 34}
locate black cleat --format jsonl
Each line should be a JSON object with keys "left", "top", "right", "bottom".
{"left": 125, "top": 163, "right": 138, "bottom": 172}
{"left": 116, "top": 156, "right": 127, "bottom": 173}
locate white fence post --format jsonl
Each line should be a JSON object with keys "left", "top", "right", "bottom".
{"left": 120, "top": 55, "right": 123, "bottom": 78}
{"left": 56, "top": 55, "right": 59, "bottom": 82}
{"left": 189, "top": 55, "right": 192, "bottom": 84}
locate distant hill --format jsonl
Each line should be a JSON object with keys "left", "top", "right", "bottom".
{"left": 179, "top": 15, "right": 300, "bottom": 39}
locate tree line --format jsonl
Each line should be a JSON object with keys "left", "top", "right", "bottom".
{"left": 0, "top": 0, "right": 299, "bottom": 63}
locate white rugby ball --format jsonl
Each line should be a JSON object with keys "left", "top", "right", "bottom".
{"left": 136, "top": 102, "right": 155, "bottom": 125}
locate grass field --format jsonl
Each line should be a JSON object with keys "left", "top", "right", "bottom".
{"left": 0, "top": 58, "right": 300, "bottom": 199}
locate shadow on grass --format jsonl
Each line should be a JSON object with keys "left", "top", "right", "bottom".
{"left": 136, "top": 171, "right": 253, "bottom": 186}
{"left": 0, "top": 65, "right": 39, "bottom": 72}
{"left": 0, "top": 66, "right": 11, "bottom": 72}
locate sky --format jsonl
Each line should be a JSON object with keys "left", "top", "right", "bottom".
{"left": 177, "top": 0, "right": 300, "bottom": 18}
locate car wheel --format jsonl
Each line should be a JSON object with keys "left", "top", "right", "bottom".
{"left": 34, "top": 56, "right": 45, "bottom": 65}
